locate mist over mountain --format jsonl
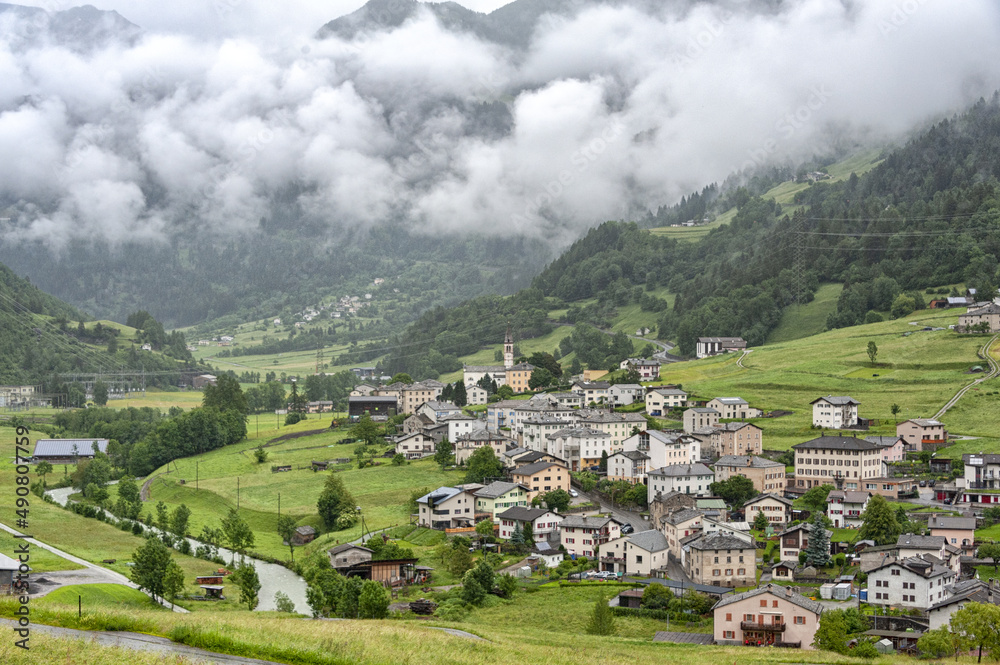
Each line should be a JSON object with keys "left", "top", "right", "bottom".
{"left": 2, "top": 0, "right": 1000, "bottom": 324}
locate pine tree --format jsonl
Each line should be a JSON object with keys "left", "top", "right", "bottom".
{"left": 586, "top": 595, "right": 616, "bottom": 635}
{"left": 804, "top": 511, "right": 831, "bottom": 567}
{"left": 453, "top": 381, "right": 468, "bottom": 407}
{"left": 510, "top": 522, "right": 525, "bottom": 547}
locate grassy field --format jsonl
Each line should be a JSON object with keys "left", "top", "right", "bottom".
{"left": 0, "top": 530, "right": 83, "bottom": 573}
{"left": 0, "top": 587, "right": 917, "bottom": 665}
{"left": 767, "top": 283, "right": 844, "bottom": 344}
{"left": 38, "top": 583, "right": 163, "bottom": 610}
{"left": 655, "top": 307, "right": 1000, "bottom": 451}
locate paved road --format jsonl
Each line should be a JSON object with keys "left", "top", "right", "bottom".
{"left": 0, "top": 520, "right": 188, "bottom": 613}
{"left": 0, "top": 618, "right": 283, "bottom": 664}
{"left": 44, "top": 487, "right": 309, "bottom": 613}
{"left": 575, "top": 488, "right": 649, "bottom": 532}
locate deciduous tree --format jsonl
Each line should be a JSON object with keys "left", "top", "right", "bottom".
{"left": 951, "top": 602, "right": 1000, "bottom": 663}
{"left": 858, "top": 494, "right": 901, "bottom": 545}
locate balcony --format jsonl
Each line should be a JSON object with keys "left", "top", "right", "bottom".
{"left": 601, "top": 555, "right": 626, "bottom": 563}
{"left": 741, "top": 621, "right": 787, "bottom": 632}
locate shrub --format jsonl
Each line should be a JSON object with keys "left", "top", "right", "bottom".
{"left": 274, "top": 591, "right": 296, "bottom": 613}
{"left": 284, "top": 412, "right": 303, "bottom": 426}
{"left": 853, "top": 639, "right": 879, "bottom": 660}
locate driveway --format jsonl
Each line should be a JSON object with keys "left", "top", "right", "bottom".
{"left": 575, "top": 488, "right": 649, "bottom": 532}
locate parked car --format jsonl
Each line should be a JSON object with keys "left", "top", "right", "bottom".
{"left": 919, "top": 480, "right": 927, "bottom": 487}
{"left": 569, "top": 489, "right": 579, "bottom": 497}
{"left": 621, "top": 524, "right": 635, "bottom": 535}
{"left": 929, "top": 479, "right": 937, "bottom": 487}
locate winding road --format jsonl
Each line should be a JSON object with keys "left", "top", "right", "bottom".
{"left": 933, "top": 333, "right": 1000, "bottom": 420}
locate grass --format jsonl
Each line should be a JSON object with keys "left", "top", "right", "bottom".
{"left": 767, "top": 283, "right": 844, "bottom": 344}
{"left": 38, "top": 583, "right": 163, "bottom": 610}
{"left": 655, "top": 307, "right": 1000, "bottom": 451}
{"left": 0, "top": 529, "right": 83, "bottom": 573}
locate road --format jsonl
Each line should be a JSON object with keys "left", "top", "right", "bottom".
{"left": 0, "top": 618, "right": 285, "bottom": 664}
{"left": 933, "top": 333, "right": 999, "bottom": 419}
{"left": 736, "top": 349, "right": 753, "bottom": 368}
{"left": 575, "top": 487, "right": 649, "bottom": 532}
{"left": 0, "top": 520, "right": 188, "bottom": 613}
{"left": 45, "top": 487, "right": 309, "bottom": 613}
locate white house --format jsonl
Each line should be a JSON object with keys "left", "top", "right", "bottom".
{"left": 607, "top": 384, "right": 644, "bottom": 407}
{"left": 599, "top": 529, "right": 670, "bottom": 576}
{"left": 706, "top": 397, "right": 762, "bottom": 420}
{"left": 826, "top": 490, "right": 871, "bottom": 528}
{"left": 810, "top": 396, "right": 860, "bottom": 429}
{"left": 621, "top": 430, "right": 700, "bottom": 470}
{"left": 496, "top": 507, "right": 563, "bottom": 542}
{"left": 867, "top": 555, "right": 955, "bottom": 610}
{"left": 647, "top": 463, "right": 714, "bottom": 496}
{"left": 645, "top": 387, "right": 688, "bottom": 416}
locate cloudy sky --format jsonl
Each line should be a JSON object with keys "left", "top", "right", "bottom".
{"left": 3, "top": 0, "right": 1000, "bottom": 250}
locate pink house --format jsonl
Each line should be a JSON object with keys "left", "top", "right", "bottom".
{"left": 866, "top": 435, "right": 906, "bottom": 462}
{"left": 713, "top": 584, "right": 824, "bottom": 649}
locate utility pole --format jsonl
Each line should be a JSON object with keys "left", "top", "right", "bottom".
{"left": 196, "top": 461, "right": 199, "bottom": 490}
{"left": 278, "top": 492, "right": 281, "bottom": 517}
{"left": 237, "top": 477, "right": 240, "bottom": 510}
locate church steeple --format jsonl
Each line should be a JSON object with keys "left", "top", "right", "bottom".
{"left": 503, "top": 324, "right": 514, "bottom": 369}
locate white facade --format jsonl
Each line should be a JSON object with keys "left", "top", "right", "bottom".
{"left": 811, "top": 396, "right": 860, "bottom": 429}
{"left": 648, "top": 463, "right": 714, "bottom": 496}
{"left": 867, "top": 557, "right": 955, "bottom": 610}
{"left": 621, "top": 430, "right": 699, "bottom": 469}
{"left": 645, "top": 388, "right": 687, "bottom": 416}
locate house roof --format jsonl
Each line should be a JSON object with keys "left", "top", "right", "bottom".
{"left": 573, "top": 381, "right": 611, "bottom": 390}
{"left": 711, "top": 583, "right": 824, "bottom": 615}
{"left": 866, "top": 436, "right": 904, "bottom": 447}
{"left": 651, "top": 388, "right": 687, "bottom": 396}
{"left": 512, "top": 461, "right": 565, "bottom": 477}
{"left": 710, "top": 397, "right": 748, "bottom": 405}
{"left": 547, "top": 427, "right": 609, "bottom": 439}
{"left": 328, "top": 543, "right": 373, "bottom": 556}
{"left": 416, "top": 486, "right": 466, "bottom": 505}
{"left": 696, "top": 498, "right": 727, "bottom": 510}
{"left": 811, "top": 395, "right": 860, "bottom": 406}
{"left": 475, "top": 481, "right": 525, "bottom": 499}
{"left": 714, "top": 455, "right": 783, "bottom": 469}
{"left": 927, "top": 515, "right": 976, "bottom": 531}
{"left": 713, "top": 422, "right": 760, "bottom": 432}
{"left": 903, "top": 418, "right": 945, "bottom": 427}
{"left": 33, "top": 439, "right": 109, "bottom": 457}
{"left": 965, "top": 303, "right": 1000, "bottom": 316}
{"left": 870, "top": 555, "right": 954, "bottom": 579}
{"left": 688, "top": 533, "right": 753, "bottom": 551}
{"left": 0, "top": 552, "right": 20, "bottom": 571}
{"left": 777, "top": 522, "right": 832, "bottom": 539}
{"left": 648, "top": 463, "right": 713, "bottom": 477}
{"left": 464, "top": 365, "right": 506, "bottom": 373}
{"left": 663, "top": 508, "right": 704, "bottom": 525}
{"left": 610, "top": 383, "right": 644, "bottom": 391}
{"left": 515, "top": 451, "right": 563, "bottom": 464}
{"left": 791, "top": 435, "right": 882, "bottom": 451}
{"left": 294, "top": 526, "right": 316, "bottom": 536}
{"left": 687, "top": 407, "right": 720, "bottom": 414}
{"left": 508, "top": 362, "right": 536, "bottom": 371}
{"left": 625, "top": 529, "right": 669, "bottom": 553}
{"left": 456, "top": 429, "right": 510, "bottom": 442}
{"left": 828, "top": 490, "right": 872, "bottom": 504}
{"left": 611, "top": 450, "right": 650, "bottom": 461}
{"left": 743, "top": 493, "right": 792, "bottom": 507}
{"left": 896, "top": 534, "right": 946, "bottom": 550}
{"left": 560, "top": 515, "right": 621, "bottom": 530}
{"left": 349, "top": 395, "right": 398, "bottom": 403}
{"left": 497, "top": 506, "right": 558, "bottom": 522}
{"left": 698, "top": 337, "right": 745, "bottom": 343}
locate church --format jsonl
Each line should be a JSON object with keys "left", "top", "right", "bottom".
{"left": 462, "top": 327, "right": 515, "bottom": 389}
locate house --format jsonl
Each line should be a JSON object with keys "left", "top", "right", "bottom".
{"left": 576, "top": 411, "right": 648, "bottom": 449}
{"left": 403, "top": 413, "right": 434, "bottom": 435}
{"left": 600, "top": 530, "right": 670, "bottom": 576}
{"left": 416, "top": 400, "right": 462, "bottom": 423}
{"left": 811, "top": 396, "right": 860, "bottom": 429}
{"left": 607, "top": 450, "right": 650, "bottom": 483}
{"left": 621, "top": 430, "right": 700, "bottom": 471}
{"left": 771, "top": 561, "right": 797, "bottom": 582}
{"left": 395, "top": 431, "right": 435, "bottom": 459}
{"left": 743, "top": 494, "right": 793, "bottom": 528}
{"left": 453, "top": 430, "right": 514, "bottom": 465}
{"left": 648, "top": 490, "right": 697, "bottom": 528}
{"left": 896, "top": 419, "right": 948, "bottom": 451}
{"left": 440, "top": 413, "right": 480, "bottom": 442}
{"left": 791, "top": 435, "right": 886, "bottom": 490}
{"left": 0, "top": 385, "right": 35, "bottom": 409}
{"left": 712, "top": 584, "right": 824, "bottom": 648}
{"left": 191, "top": 374, "right": 217, "bottom": 389}
{"left": 327, "top": 544, "right": 374, "bottom": 571}
{"left": 962, "top": 453, "right": 1000, "bottom": 504}
{"left": 0, "top": 552, "right": 21, "bottom": 591}
{"left": 861, "top": 476, "right": 919, "bottom": 500}
{"left": 683, "top": 407, "right": 720, "bottom": 433}
{"left": 685, "top": 533, "right": 756, "bottom": 588}
{"left": 545, "top": 427, "right": 612, "bottom": 471}
{"left": 399, "top": 383, "right": 445, "bottom": 415}
{"left": 549, "top": 392, "right": 583, "bottom": 408}
{"left": 306, "top": 401, "right": 333, "bottom": 413}
{"left": 896, "top": 534, "right": 948, "bottom": 561}
{"left": 865, "top": 436, "right": 907, "bottom": 462}
{"left": 660, "top": 508, "right": 705, "bottom": 559}
{"left": 706, "top": 423, "right": 763, "bottom": 458}
{"left": 696, "top": 337, "right": 747, "bottom": 359}
{"left": 496, "top": 507, "right": 563, "bottom": 542}
{"left": 475, "top": 482, "right": 529, "bottom": 521}
{"left": 713, "top": 456, "right": 785, "bottom": 494}
{"left": 571, "top": 381, "right": 611, "bottom": 405}
{"left": 511, "top": 450, "right": 568, "bottom": 468}
{"left": 702, "top": 516, "right": 753, "bottom": 544}
{"left": 959, "top": 302, "right": 1000, "bottom": 332}
{"left": 348, "top": 395, "right": 397, "bottom": 420}
{"left": 607, "top": 383, "right": 644, "bottom": 407}
{"left": 826, "top": 490, "right": 872, "bottom": 528}
{"left": 777, "top": 522, "right": 833, "bottom": 561}
{"left": 463, "top": 365, "right": 507, "bottom": 389}
{"left": 530, "top": 541, "right": 564, "bottom": 569}
{"left": 559, "top": 515, "right": 622, "bottom": 558}
{"left": 32, "top": 439, "right": 109, "bottom": 464}
{"left": 510, "top": 462, "right": 570, "bottom": 501}
{"left": 350, "top": 383, "right": 377, "bottom": 397}
{"left": 506, "top": 363, "right": 536, "bottom": 394}
{"left": 415, "top": 486, "right": 478, "bottom": 529}
{"left": 645, "top": 387, "right": 688, "bottom": 415}
{"left": 647, "top": 463, "right": 714, "bottom": 497}
{"left": 707, "top": 397, "right": 762, "bottom": 420}
{"left": 620, "top": 358, "right": 662, "bottom": 380}
{"left": 866, "top": 555, "right": 955, "bottom": 610}
{"left": 466, "top": 385, "right": 488, "bottom": 405}
{"left": 503, "top": 447, "right": 533, "bottom": 466}
{"left": 290, "top": 526, "right": 316, "bottom": 545}
{"left": 928, "top": 579, "right": 1000, "bottom": 630}
{"left": 927, "top": 515, "right": 976, "bottom": 553}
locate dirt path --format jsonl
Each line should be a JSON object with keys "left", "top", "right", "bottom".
{"left": 933, "top": 333, "right": 999, "bottom": 419}
{"left": 736, "top": 348, "right": 753, "bottom": 369}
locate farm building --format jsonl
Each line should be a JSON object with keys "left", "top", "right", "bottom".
{"left": 33, "top": 439, "right": 109, "bottom": 464}
{"left": 348, "top": 396, "right": 398, "bottom": 420}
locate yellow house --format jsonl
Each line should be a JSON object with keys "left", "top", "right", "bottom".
{"left": 475, "top": 481, "right": 529, "bottom": 521}
{"left": 506, "top": 363, "right": 535, "bottom": 394}
{"left": 510, "top": 462, "right": 570, "bottom": 501}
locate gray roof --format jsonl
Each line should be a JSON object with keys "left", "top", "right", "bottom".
{"left": 610, "top": 383, "right": 644, "bottom": 391}
{"left": 464, "top": 365, "right": 506, "bottom": 373}
{"left": 711, "top": 397, "right": 748, "bottom": 405}
{"left": 578, "top": 412, "right": 647, "bottom": 424}
{"left": 743, "top": 493, "right": 792, "bottom": 507}
{"left": 33, "top": 439, "right": 109, "bottom": 457}
{"left": 508, "top": 362, "right": 536, "bottom": 371}
{"left": 871, "top": 554, "right": 954, "bottom": 578}
{"left": 497, "top": 506, "right": 557, "bottom": 522}
{"left": 475, "top": 481, "right": 524, "bottom": 499}
{"left": 897, "top": 534, "right": 946, "bottom": 549}
{"left": 905, "top": 418, "right": 945, "bottom": 427}
{"left": 574, "top": 381, "right": 611, "bottom": 389}
{"left": 560, "top": 515, "right": 621, "bottom": 530}
{"left": 625, "top": 529, "right": 669, "bottom": 553}
{"left": 713, "top": 422, "right": 760, "bottom": 432}
{"left": 651, "top": 388, "right": 687, "bottom": 396}
{"left": 612, "top": 450, "right": 650, "bottom": 461}
{"left": 698, "top": 337, "right": 745, "bottom": 343}
{"left": 547, "top": 427, "right": 608, "bottom": 439}
{"left": 456, "top": 429, "right": 511, "bottom": 442}
{"left": 295, "top": 526, "right": 316, "bottom": 536}
{"left": 512, "top": 461, "right": 566, "bottom": 476}
{"left": 712, "top": 583, "right": 825, "bottom": 615}
{"left": 349, "top": 395, "right": 397, "bottom": 403}
{"left": 416, "top": 486, "right": 465, "bottom": 505}
{"left": 714, "top": 455, "right": 783, "bottom": 469}
{"left": 928, "top": 515, "right": 976, "bottom": 531}
{"left": 687, "top": 407, "right": 719, "bottom": 414}
{"left": 328, "top": 543, "right": 373, "bottom": 555}
{"left": 866, "top": 436, "right": 904, "bottom": 447}
{"left": 663, "top": 508, "right": 704, "bottom": 525}
{"left": 688, "top": 533, "right": 754, "bottom": 551}
{"left": 648, "top": 463, "right": 713, "bottom": 477}
{"left": 792, "top": 435, "right": 882, "bottom": 451}
{"left": 965, "top": 303, "right": 1000, "bottom": 316}
{"left": 515, "top": 451, "right": 563, "bottom": 464}
{"left": 811, "top": 395, "right": 860, "bottom": 406}
{"left": 828, "top": 490, "right": 872, "bottom": 504}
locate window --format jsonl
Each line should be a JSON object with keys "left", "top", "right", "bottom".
{"left": 760, "top": 599, "right": 767, "bottom": 607}
{"left": 892, "top": 569, "right": 900, "bottom": 576}
{"left": 772, "top": 600, "right": 778, "bottom": 608}
{"left": 723, "top": 631, "right": 735, "bottom": 639}
{"left": 794, "top": 616, "right": 805, "bottom": 625}
{"left": 738, "top": 568, "right": 745, "bottom": 575}
{"left": 713, "top": 569, "right": 720, "bottom": 576}
{"left": 744, "top": 614, "right": 755, "bottom": 622}
{"left": 725, "top": 613, "right": 732, "bottom": 622}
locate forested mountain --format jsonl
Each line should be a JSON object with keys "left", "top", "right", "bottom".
{"left": 383, "top": 93, "right": 1000, "bottom": 376}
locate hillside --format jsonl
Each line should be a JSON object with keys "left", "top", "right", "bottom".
{"left": 382, "top": 93, "right": 1000, "bottom": 379}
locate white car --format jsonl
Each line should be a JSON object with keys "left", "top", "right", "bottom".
{"left": 569, "top": 489, "right": 578, "bottom": 497}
